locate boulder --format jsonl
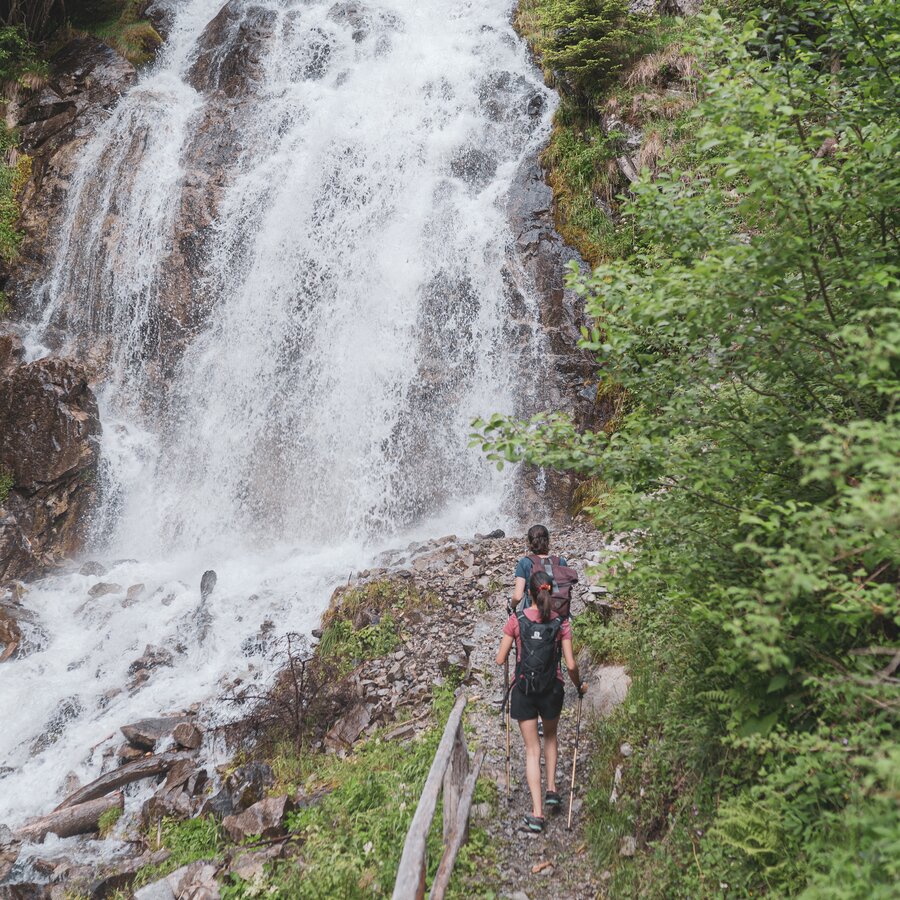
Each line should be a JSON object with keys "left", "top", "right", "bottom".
{"left": 324, "top": 703, "right": 372, "bottom": 751}
{"left": 187, "top": 2, "right": 278, "bottom": 97}
{"left": 201, "top": 761, "right": 274, "bottom": 819}
{"left": 0, "top": 604, "right": 22, "bottom": 662}
{"left": 173, "top": 721, "right": 203, "bottom": 750}
{"left": 127, "top": 645, "right": 175, "bottom": 686}
{"left": 88, "top": 582, "right": 122, "bottom": 599}
{"left": 120, "top": 715, "right": 192, "bottom": 751}
{"left": 0, "top": 823, "right": 21, "bottom": 881}
{"left": 222, "top": 795, "right": 293, "bottom": 843}
{"left": 0, "top": 357, "right": 101, "bottom": 583}
{"left": 142, "top": 759, "right": 208, "bottom": 824}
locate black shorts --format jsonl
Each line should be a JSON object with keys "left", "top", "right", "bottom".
{"left": 510, "top": 680, "right": 564, "bottom": 722}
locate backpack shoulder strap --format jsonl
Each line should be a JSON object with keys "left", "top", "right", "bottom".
{"left": 527, "top": 554, "right": 544, "bottom": 571}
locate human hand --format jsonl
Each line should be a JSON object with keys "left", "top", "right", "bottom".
{"left": 578, "top": 682, "right": 588, "bottom": 697}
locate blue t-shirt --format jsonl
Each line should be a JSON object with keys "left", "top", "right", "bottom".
{"left": 514, "top": 555, "right": 567, "bottom": 584}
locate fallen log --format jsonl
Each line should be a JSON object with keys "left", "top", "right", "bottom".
{"left": 16, "top": 793, "right": 123, "bottom": 843}
{"left": 55, "top": 752, "right": 192, "bottom": 811}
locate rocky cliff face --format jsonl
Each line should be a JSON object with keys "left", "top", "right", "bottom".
{"left": 0, "top": 327, "right": 101, "bottom": 584}
{"left": 5, "top": 38, "right": 136, "bottom": 310}
{"left": 0, "top": 37, "right": 130, "bottom": 585}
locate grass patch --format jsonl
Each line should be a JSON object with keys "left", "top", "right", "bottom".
{"left": 317, "top": 614, "right": 401, "bottom": 675}
{"left": 135, "top": 816, "right": 225, "bottom": 888}
{"left": 573, "top": 604, "right": 630, "bottom": 663}
{"left": 0, "top": 470, "right": 13, "bottom": 505}
{"left": 98, "top": 805, "right": 122, "bottom": 838}
{"left": 219, "top": 686, "right": 467, "bottom": 899}
{"left": 322, "top": 577, "right": 436, "bottom": 629}
{"left": 70, "top": 1, "right": 161, "bottom": 65}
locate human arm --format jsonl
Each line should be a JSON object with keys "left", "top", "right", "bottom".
{"left": 561, "top": 638, "right": 586, "bottom": 695}
{"left": 496, "top": 634, "right": 514, "bottom": 666}
{"left": 511, "top": 576, "right": 526, "bottom": 604}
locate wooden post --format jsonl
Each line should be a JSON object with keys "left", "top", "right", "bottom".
{"left": 442, "top": 721, "right": 469, "bottom": 841}
{"left": 392, "top": 694, "right": 468, "bottom": 900}
{"left": 429, "top": 749, "right": 486, "bottom": 900}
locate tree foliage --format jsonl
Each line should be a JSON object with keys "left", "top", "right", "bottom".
{"left": 538, "top": 0, "right": 638, "bottom": 97}
{"left": 478, "top": 1, "right": 898, "bottom": 893}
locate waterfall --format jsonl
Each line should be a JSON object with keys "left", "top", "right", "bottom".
{"left": 0, "top": 0, "right": 554, "bottom": 827}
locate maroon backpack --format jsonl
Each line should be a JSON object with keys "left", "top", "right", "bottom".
{"left": 528, "top": 555, "right": 579, "bottom": 619}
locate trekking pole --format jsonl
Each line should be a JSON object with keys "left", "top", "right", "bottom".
{"left": 504, "top": 657, "right": 511, "bottom": 803}
{"left": 566, "top": 691, "right": 583, "bottom": 830}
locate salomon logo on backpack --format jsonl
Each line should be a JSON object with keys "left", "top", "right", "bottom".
{"left": 515, "top": 612, "right": 561, "bottom": 695}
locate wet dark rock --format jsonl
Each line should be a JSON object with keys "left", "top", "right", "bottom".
{"left": 143, "top": 759, "right": 208, "bottom": 824}
{"left": 328, "top": 2, "right": 370, "bottom": 42}
{"left": 125, "top": 583, "right": 146, "bottom": 604}
{"left": 127, "top": 645, "right": 175, "bottom": 687}
{"left": 88, "top": 582, "right": 122, "bottom": 599}
{"left": 0, "top": 325, "right": 25, "bottom": 373}
{"left": 117, "top": 742, "right": 146, "bottom": 763}
{"left": 0, "top": 823, "right": 20, "bottom": 881}
{"left": 449, "top": 147, "right": 497, "bottom": 189}
{"left": 85, "top": 849, "right": 171, "bottom": 899}
{"left": 202, "top": 761, "right": 274, "bottom": 820}
{"left": 120, "top": 715, "right": 191, "bottom": 751}
{"left": 30, "top": 695, "right": 83, "bottom": 753}
{"left": 0, "top": 604, "right": 22, "bottom": 662}
{"left": 200, "top": 570, "right": 217, "bottom": 600}
{"left": 5, "top": 39, "right": 135, "bottom": 298}
{"left": 0, "top": 357, "right": 101, "bottom": 584}
{"left": 140, "top": 0, "right": 178, "bottom": 40}
{"left": 173, "top": 722, "right": 203, "bottom": 750}
{"left": 222, "top": 795, "right": 293, "bottom": 843}
{"left": 188, "top": 1, "right": 278, "bottom": 98}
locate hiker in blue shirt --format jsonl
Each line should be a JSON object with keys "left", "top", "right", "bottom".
{"left": 511, "top": 525, "right": 568, "bottom": 614}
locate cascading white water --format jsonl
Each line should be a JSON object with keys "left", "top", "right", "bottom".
{"left": 0, "top": 0, "right": 555, "bottom": 829}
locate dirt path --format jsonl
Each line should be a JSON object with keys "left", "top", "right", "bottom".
{"left": 452, "top": 531, "right": 630, "bottom": 899}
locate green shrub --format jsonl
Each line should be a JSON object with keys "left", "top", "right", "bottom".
{"left": 477, "top": 1, "right": 899, "bottom": 894}
{"left": 534, "top": 0, "right": 638, "bottom": 98}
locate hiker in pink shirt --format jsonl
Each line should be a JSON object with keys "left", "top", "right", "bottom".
{"left": 496, "top": 571, "right": 586, "bottom": 833}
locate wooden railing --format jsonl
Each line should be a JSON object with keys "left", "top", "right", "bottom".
{"left": 392, "top": 693, "right": 485, "bottom": 900}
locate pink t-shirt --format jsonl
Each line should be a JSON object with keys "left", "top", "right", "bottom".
{"left": 504, "top": 606, "right": 571, "bottom": 683}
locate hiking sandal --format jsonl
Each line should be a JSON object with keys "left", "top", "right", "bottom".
{"left": 523, "top": 814, "right": 545, "bottom": 833}
{"left": 545, "top": 790, "right": 562, "bottom": 812}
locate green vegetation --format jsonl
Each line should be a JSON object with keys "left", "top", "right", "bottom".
{"left": 532, "top": 0, "right": 638, "bottom": 98}
{"left": 516, "top": 3, "right": 695, "bottom": 264}
{"left": 317, "top": 578, "right": 437, "bottom": 674}
{"left": 317, "top": 614, "right": 401, "bottom": 674}
{"left": 0, "top": 470, "right": 13, "bottom": 505}
{"left": 97, "top": 804, "right": 123, "bottom": 838}
{"left": 135, "top": 816, "right": 225, "bottom": 887}
{"left": 479, "top": 1, "right": 899, "bottom": 895}
{"left": 70, "top": 1, "right": 161, "bottom": 66}
{"left": 217, "top": 685, "right": 495, "bottom": 900}
{"left": 0, "top": 25, "right": 41, "bottom": 265}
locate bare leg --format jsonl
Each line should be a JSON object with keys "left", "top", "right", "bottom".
{"left": 542, "top": 716, "right": 560, "bottom": 793}
{"left": 518, "top": 718, "right": 543, "bottom": 818}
